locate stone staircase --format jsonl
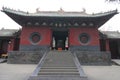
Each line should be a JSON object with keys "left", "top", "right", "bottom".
{"left": 28, "top": 51, "right": 88, "bottom": 80}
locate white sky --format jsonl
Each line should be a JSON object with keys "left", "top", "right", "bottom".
{"left": 0, "top": 0, "right": 120, "bottom": 31}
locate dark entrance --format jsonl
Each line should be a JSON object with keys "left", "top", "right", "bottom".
{"left": 0, "top": 39, "right": 9, "bottom": 56}
{"left": 109, "top": 39, "right": 120, "bottom": 59}
{"left": 13, "top": 38, "right": 20, "bottom": 51}
{"left": 100, "top": 39, "right": 106, "bottom": 51}
{"left": 52, "top": 30, "right": 68, "bottom": 50}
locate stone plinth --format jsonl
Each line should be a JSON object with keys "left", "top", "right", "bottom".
{"left": 75, "top": 51, "right": 111, "bottom": 65}
{"left": 7, "top": 51, "right": 47, "bottom": 64}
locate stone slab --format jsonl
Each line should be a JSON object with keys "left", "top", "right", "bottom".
{"left": 112, "top": 59, "right": 120, "bottom": 66}
{"left": 28, "top": 76, "right": 88, "bottom": 80}
{"left": 0, "top": 59, "right": 7, "bottom": 63}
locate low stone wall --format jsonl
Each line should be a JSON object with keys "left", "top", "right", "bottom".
{"left": 74, "top": 51, "right": 111, "bottom": 65}
{"left": 7, "top": 50, "right": 111, "bottom": 65}
{"left": 7, "top": 51, "right": 47, "bottom": 64}
{"left": 19, "top": 45, "right": 50, "bottom": 51}
{"left": 70, "top": 46, "right": 100, "bottom": 52}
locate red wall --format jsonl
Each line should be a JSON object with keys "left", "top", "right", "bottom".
{"left": 20, "top": 27, "right": 52, "bottom": 46}
{"left": 69, "top": 27, "right": 99, "bottom": 46}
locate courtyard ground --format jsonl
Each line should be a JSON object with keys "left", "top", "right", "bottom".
{"left": 0, "top": 60, "right": 120, "bottom": 80}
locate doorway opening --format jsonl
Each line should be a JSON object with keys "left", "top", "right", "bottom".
{"left": 52, "top": 30, "right": 68, "bottom": 50}
{"left": 109, "top": 39, "right": 120, "bottom": 59}
{"left": 0, "top": 40, "right": 9, "bottom": 57}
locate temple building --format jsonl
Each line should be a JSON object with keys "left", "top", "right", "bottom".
{"left": 1, "top": 7, "right": 118, "bottom": 64}
{"left": 0, "top": 29, "right": 20, "bottom": 57}
{"left": 100, "top": 31, "right": 120, "bottom": 59}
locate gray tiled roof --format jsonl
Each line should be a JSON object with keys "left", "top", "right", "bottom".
{"left": 0, "top": 29, "right": 19, "bottom": 37}
{"left": 2, "top": 7, "right": 118, "bottom": 17}
{"left": 101, "top": 31, "right": 120, "bottom": 39}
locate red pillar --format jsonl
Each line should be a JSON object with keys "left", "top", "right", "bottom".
{"left": 106, "top": 39, "right": 110, "bottom": 51}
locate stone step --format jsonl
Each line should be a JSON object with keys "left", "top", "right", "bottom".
{"left": 41, "top": 51, "right": 76, "bottom": 68}
{"left": 29, "top": 76, "right": 87, "bottom": 80}
{"left": 38, "top": 51, "right": 80, "bottom": 76}
{"left": 39, "top": 69, "right": 78, "bottom": 72}
{"left": 0, "top": 59, "right": 7, "bottom": 63}
{"left": 28, "top": 51, "right": 88, "bottom": 80}
{"left": 41, "top": 67, "right": 77, "bottom": 69}
{"left": 38, "top": 72, "right": 80, "bottom": 75}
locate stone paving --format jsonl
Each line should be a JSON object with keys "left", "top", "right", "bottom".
{"left": 0, "top": 63, "right": 37, "bottom": 80}
{"left": 0, "top": 60, "right": 120, "bottom": 80}
{"left": 83, "top": 65, "right": 120, "bottom": 80}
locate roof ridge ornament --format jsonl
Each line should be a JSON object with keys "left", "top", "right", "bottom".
{"left": 36, "top": 8, "right": 40, "bottom": 13}
{"left": 82, "top": 8, "right": 86, "bottom": 13}
{"left": 58, "top": 8, "right": 64, "bottom": 13}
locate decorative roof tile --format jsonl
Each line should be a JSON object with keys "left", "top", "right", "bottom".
{"left": 0, "top": 29, "right": 19, "bottom": 37}
{"left": 2, "top": 7, "right": 118, "bottom": 17}
{"left": 101, "top": 31, "right": 120, "bottom": 39}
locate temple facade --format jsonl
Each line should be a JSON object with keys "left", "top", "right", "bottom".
{"left": 1, "top": 7, "right": 118, "bottom": 64}
{"left": 100, "top": 31, "right": 120, "bottom": 59}
{"left": 0, "top": 29, "right": 20, "bottom": 57}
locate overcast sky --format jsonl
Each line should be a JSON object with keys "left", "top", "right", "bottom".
{"left": 0, "top": 0, "right": 120, "bottom": 31}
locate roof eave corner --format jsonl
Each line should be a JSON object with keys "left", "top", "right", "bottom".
{"left": 1, "top": 7, "right": 9, "bottom": 13}
{"left": 1, "top": 7, "right": 4, "bottom": 12}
